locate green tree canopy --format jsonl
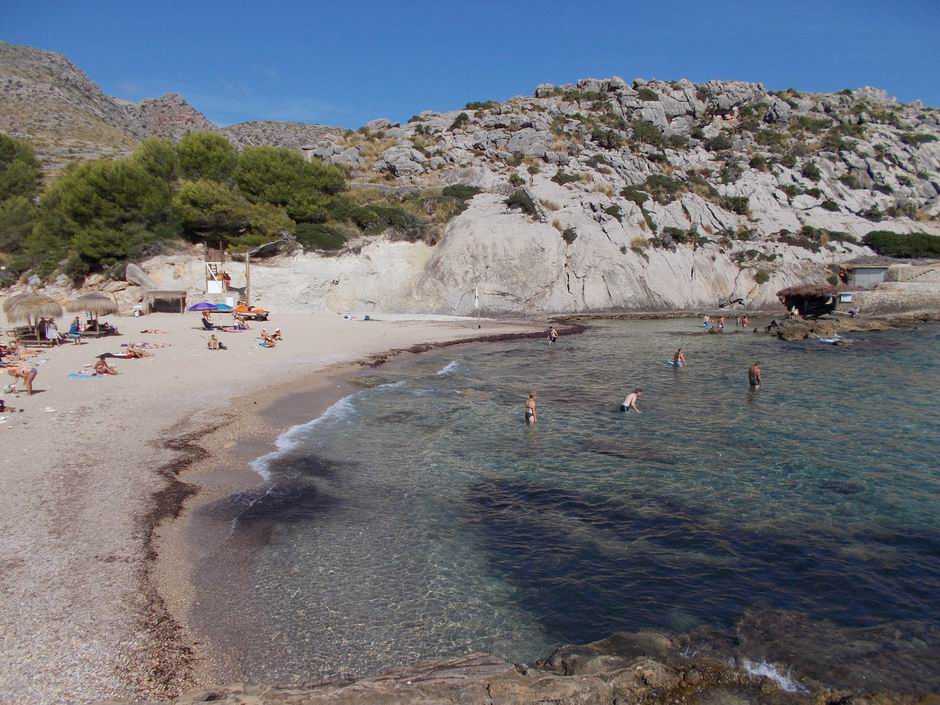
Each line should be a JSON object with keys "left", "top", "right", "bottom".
{"left": 173, "top": 178, "right": 293, "bottom": 245}
{"left": 176, "top": 132, "right": 237, "bottom": 182}
{"left": 0, "top": 195, "right": 38, "bottom": 254}
{"left": 0, "top": 133, "right": 42, "bottom": 202}
{"left": 233, "top": 146, "right": 345, "bottom": 221}
{"left": 133, "top": 137, "right": 178, "bottom": 182}
{"left": 30, "top": 158, "right": 177, "bottom": 272}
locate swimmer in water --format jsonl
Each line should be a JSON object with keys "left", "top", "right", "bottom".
{"left": 525, "top": 391, "right": 537, "bottom": 425}
{"left": 548, "top": 327, "right": 558, "bottom": 344}
{"left": 673, "top": 348, "right": 686, "bottom": 367}
{"left": 748, "top": 362, "right": 762, "bottom": 388}
{"left": 621, "top": 388, "right": 642, "bottom": 413}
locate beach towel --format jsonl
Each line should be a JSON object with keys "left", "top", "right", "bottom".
{"left": 66, "top": 372, "right": 103, "bottom": 379}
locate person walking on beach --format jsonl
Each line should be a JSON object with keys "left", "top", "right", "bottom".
{"left": 621, "top": 388, "right": 642, "bottom": 413}
{"left": 673, "top": 348, "right": 686, "bottom": 368}
{"left": 548, "top": 327, "right": 559, "bottom": 345}
{"left": 748, "top": 362, "right": 762, "bottom": 389}
{"left": 525, "top": 392, "right": 537, "bottom": 425}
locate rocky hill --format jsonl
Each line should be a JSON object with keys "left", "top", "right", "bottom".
{"left": 2, "top": 41, "right": 939, "bottom": 314}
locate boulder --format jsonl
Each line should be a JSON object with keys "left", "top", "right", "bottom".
{"left": 125, "top": 263, "right": 158, "bottom": 290}
{"left": 381, "top": 146, "right": 427, "bottom": 176}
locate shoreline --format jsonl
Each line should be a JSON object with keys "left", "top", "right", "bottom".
{"left": 147, "top": 322, "right": 585, "bottom": 696}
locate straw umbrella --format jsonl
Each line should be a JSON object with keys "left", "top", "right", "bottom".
{"left": 67, "top": 292, "right": 118, "bottom": 329}
{"left": 2, "top": 292, "right": 31, "bottom": 316}
{"left": 5, "top": 294, "right": 64, "bottom": 338}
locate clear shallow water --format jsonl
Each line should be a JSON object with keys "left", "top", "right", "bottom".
{"left": 192, "top": 321, "right": 940, "bottom": 685}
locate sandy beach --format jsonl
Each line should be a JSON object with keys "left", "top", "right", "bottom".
{"left": 0, "top": 309, "right": 544, "bottom": 705}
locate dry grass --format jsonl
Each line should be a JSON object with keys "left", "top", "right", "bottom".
{"left": 552, "top": 219, "right": 564, "bottom": 232}
{"left": 541, "top": 199, "right": 560, "bottom": 211}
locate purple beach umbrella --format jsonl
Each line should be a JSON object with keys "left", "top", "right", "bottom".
{"left": 188, "top": 301, "right": 217, "bottom": 312}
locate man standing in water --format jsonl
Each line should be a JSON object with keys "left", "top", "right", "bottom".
{"left": 673, "top": 348, "right": 686, "bottom": 367}
{"left": 621, "top": 388, "right": 642, "bottom": 413}
{"left": 525, "top": 391, "right": 537, "bottom": 425}
{"left": 548, "top": 327, "right": 558, "bottom": 344}
{"left": 748, "top": 362, "right": 762, "bottom": 388}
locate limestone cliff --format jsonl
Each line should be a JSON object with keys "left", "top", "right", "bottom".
{"left": 2, "top": 42, "right": 939, "bottom": 314}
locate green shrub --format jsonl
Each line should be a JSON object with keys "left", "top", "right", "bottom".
{"left": 801, "top": 161, "right": 821, "bottom": 180}
{"left": 505, "top": 189, "right": 538, "bottom": 217}
{"left": 719, "top": 162, "right": 743, "bottom": 184}
{"left": 900, "top": 132, "right": 938, "bottom": 146}
{"left": 749, "top": 155, "right": 768, "bottom": 171}
{"left": 666, "top": 133, "right": 689, "bottom": 149}
{"left": 780, "top": 184, "right": 801, "bottom": 199}
{"left": 591, "top": 127, "right": 624, "bottom": 149}
{"left": 636, "top": 87, "right": 658, "bottom": 101}
{"left": 644, "top": 174, "right": 684, "bottom": 204}
{"left": 507, "top": 152, "right": 524, "bottom": 167}
{"left": 861, "top": 206, "right": 882, "bottom": 222}
{"left": 561, "top": 227, "right": 578, "bottom": 244}
{"left": 552, "top": 170, "right": 580, "bottom": 185}
{"left": 805, "top": 187, "right": 822, "bottom": 198}
{"left": 449, "top": 112, "right": 470, "bottom": 130}
{"left": 839, "top": 174, "right": 861, "bottom": 189}
{"left": 509, "top": 173, "right": 525, "bottom": 187}
{"left": 721, "top": 196, "right": 750, "bottom": 215}
{"left": 441, "top": 184, "right": 481, "bottom": 202}
{"left": 527, "top": 163, "right": 540, "bottom": 175}
{"left": 295, "top": 223, "right": 346, "bottom": 251}
{"left": 873, "top": 183, "right": 893, "bottom": 195}
{"left": 620, "top": 186, "right": 648, "bottom": 207}
{"left": 821, "top": 199, "right": 840, "bottom": 212}
{"left": 586, "top": 154, "right": 610, "bottom": 168}
{"left": 754, "top": 270, "right": 770, "bottom": 284}
{"left": 862, "top": 231, "right": 940, "bottom": 258}
{"left": 630, "top": 120, "right": 663, "bottom": 146}
{"left": 662, "top": 226, "right": 695, "bottom": 245}
{"left": 780, "top": 153, "right": 797, "bottom": 168}
{"left": 755, "top": 129, "right": 785, "bottom": 148}
{"left": 465, "top": 100, "right": 498, "bottom": 110}
{"left": 704, "top": 133, "right": 733, "bottom": 151}
{"left": 603, "top": 204, "right": 623, "bottom": 222}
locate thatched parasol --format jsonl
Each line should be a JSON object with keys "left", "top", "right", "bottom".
{"left": 5, "top": 294, "right": 64, "bottom": 337}
{"left": 2, "top": 292, "right": 31, "bottom": 315}
{"left": 67, "top": 292, "right": 119, "bottom": 318}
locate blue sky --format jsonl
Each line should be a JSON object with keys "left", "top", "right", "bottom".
{"left": 3, "top": 0, "right": 938, "bottom": 128}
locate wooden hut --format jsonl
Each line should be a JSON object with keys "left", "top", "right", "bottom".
{"left": 776, "top": 285, "right": 846, "bottom": 318}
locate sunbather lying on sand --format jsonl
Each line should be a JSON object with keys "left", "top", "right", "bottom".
{"left": 125, "top": 344, "right": 150, "bottom": 358}
{"left": 259, "top": 329, "right": 277, "bottom": 348}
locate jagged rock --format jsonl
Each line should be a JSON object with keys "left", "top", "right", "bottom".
{"left": 125, "top": 263, "right": 158, "bottom": 290}
{"left": 365, "top": 117, "right": 394, "bottom": 130}
{"left": 764, "top": 97, "right": 792, "bottom": 123}
{"left": 380, "top": 146, "right": 427, "bottom": 176}
{"left": 506, "top": 127, "right": 551, "bottom": 157}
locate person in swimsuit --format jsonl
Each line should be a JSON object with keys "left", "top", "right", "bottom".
{"left": 717, "top": 316, "right": 725, "bottom": 332}
{"left": 5, "top": 365, "right": 38, "bottom": 395}
{"left": 94, "top": 357, "right": 118, "bottom": 375}
{"left": 525, "top": 392, "right": 537, "bottom": 425}
{"left": 702, "top": 315, "right": 711, "bottom": 332}
{"left": 741, "top": 315, "right": 749, "bottom": 328}
{"left": 748, "top": 362, "right": 762, "bottom": 388}
{"left": 621, "top": 388, "right": 642, "bottom": 413}
{"left": 673, "top": 348, "right": 686, "bottom": 367}
{"left": 548, "top": 327, "right": 558, "bottom": 344}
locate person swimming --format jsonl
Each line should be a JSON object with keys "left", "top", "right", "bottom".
{"left": 548, "top": 327, "right": 558, "bottom": 344}
{"left": 748, "top": 362, "right": 762, "bottom": 388}
{"left": 673, "top": 348, "right": 686, "bottom": 367}
{"left": 525, "top": 391, "right": 537, "bottom": 425}
{"left": 621, "top": 388, "right": 642, "bottom": 413}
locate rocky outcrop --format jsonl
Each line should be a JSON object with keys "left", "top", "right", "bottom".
{"left": 3, "top": 41, "right": 939, "bottom": 314}
{"left": 101, "top": 617, "right": 938, "bottom": 705}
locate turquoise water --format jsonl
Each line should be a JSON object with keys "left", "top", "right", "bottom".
{"left": 192, "top": 321, "right": 940, "bottom": 687}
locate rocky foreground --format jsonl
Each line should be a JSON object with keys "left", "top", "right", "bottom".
{"left": 102, "top": 612, "right": 939, "bottom": 705}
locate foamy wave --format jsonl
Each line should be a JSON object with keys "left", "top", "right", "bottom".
{"left": 250, "top": 382, "right": 404, "bottom": 480}
{"left": 741, "top": 658, "right": 808, "bottom": 693}
{"left": 436, "top": 361, "right": 460, "bottom": 376}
